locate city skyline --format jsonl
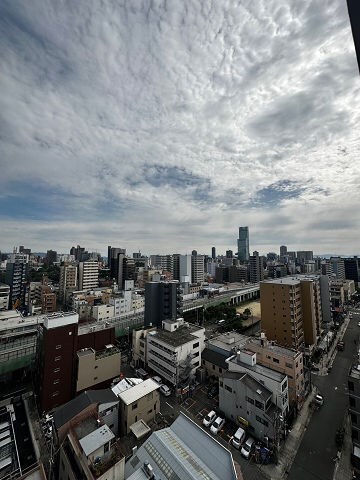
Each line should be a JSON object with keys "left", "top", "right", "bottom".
{"left": 1, "top": 1, "right": 360, "bottom": 255}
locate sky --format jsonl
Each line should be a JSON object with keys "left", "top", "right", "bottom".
{"left": 1, "top": 0, "right": 359, "bottom": 257}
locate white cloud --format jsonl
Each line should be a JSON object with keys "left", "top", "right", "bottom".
{"left": 0, "top": 0, "right": 359, "bottom": 256}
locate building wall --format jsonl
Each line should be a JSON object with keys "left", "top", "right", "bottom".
{"left": 300, "top": 280, "right": 318, "bottom": 346}
{"left": 76, "top": 347, "right": 121, "bottom": 392}
{"left": 120, "top": 390, "right": 160, "bottom": 435}
{"left": 0, "top": 284, "right": 10, "bottom": 310}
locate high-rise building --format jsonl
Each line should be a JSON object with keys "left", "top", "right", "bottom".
{"left": 322, "top": 257, "right": 346, "bottom": 280}
{"left": 179, "top": 255, "right": 192, "bottom": 282}
{"left": 107, "top": 246, "right": 126, "bottom": 286}
{"left": 237, "top": 226, "right": 249, "bottom": 262}
{"left": 296, "top": 251, "right": 313, "bottom": 265}
{"left": 45, "top": 249, "right": 57, "bottom": 266}
{"left": 211, "top": 247, "right": 216, "bottom": 259}
{"left": 78, "top": 260, "right": 99, "bottom": 290}
{"left": 345, "top": 257, "right": 360, "bottom": 285}
{"left": 260, "top": 276, "right": 324, "bottom": 350}
{"left": 280, "top": 245, "right": 287, "bottom": 257}
{"left": 59, "top": 263, "right": 78, "bottom": 300}
{"left": 5, "top": 252, "right": 29, "bottom": 309}
{"left": 249, "top": 251, "right": 264, "bottom": 284}
{"left": 144, "top": 281, "right": 182, "bottom": 327}
{"left": 226, "top": 250, "right": 233, "bottom": 259}
{"left": 191, "top": 254, "right": 205, "bottom": 284}
{"left": 0, "top": 283, "right": 10, "bottom": 310}
{"left": 70, "top": 245, "right": 86, "bottom": 262}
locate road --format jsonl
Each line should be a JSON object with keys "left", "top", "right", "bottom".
{"left": 288, "top": 310, "right": 359, "bottom": 480}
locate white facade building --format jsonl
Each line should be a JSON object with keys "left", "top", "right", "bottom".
{"left": 78, "top": 261, "right": 99, "bottom": 290}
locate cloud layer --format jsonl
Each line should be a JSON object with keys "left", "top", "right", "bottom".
{"left": 1, "top": 0, "right": 359, "bottom": 256}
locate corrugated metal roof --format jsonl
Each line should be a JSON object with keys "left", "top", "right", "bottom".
{"left": 119, "top": 379, "right": 159, "bottom": 405}
{"left": 79, "top": 424, "right": 114, "bottom": 457}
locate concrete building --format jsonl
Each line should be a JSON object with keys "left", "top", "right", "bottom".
{"left": 78, "top": 260, "right": 99, "bottom": 290}
{"left": 220, "top": 371, "right": 279, "bottom": 442}
{"left": 91, "top": 304, "right": 115, "bottom": 321}
{"left": 246, "top": 334, "right": 305, "bottom": 410}
{"left": 0, "top": 283, "right": 10, "bottom": 310}
{"left": 114, "top": 378, "right": 160, "bottom": 435}
{"left": 237, "top": 226, "right": 249, "bottom": 262}
{"left": 226, "top": 349, "right": 289, "bottom": 417}
{"left": 249, "top": 251, "right": 264, "bottom": 283}
{"left": 144, "top": 281, "right": 182, "bottom": 327}
{"left": 212, "top": 246, "right": 216, "bottom": 259}
{"left": 296, "top": 251, "right": 313, "bottom": 265}
{"left": 125, "top": 412, "right": 241, "bottom": 480}
{"left": 348, "top": 363, "right": 360, "bottom": 475}
{"left": 5, "top": 252, "right": 29, "bottom": 308}
{"left": 179, "top": 254, "right": 192, "bottom": 282}
{"left": 132, "top": 326, "right": 157, "bottom": 368}
{"left": 146, "top": 318, "right": 205, "bottom": 391}
{"left": 59, "top": 263, "right": 77, "bottom": 301}
{"left": 345, "top": 257, "right": 360, "bottom": 286}
{"left": 260, "top": 276, "right": 324, "bottom": 351}
{"left": 76, "top": 344, "right": 121, "bottom": 393}
{"left": 191, "top": 254, "right": 205, "bottom": 284}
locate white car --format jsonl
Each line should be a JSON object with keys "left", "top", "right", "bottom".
{"left": 241, "top": 437, "right": 255, "bottom": 458}
{"left": 203, "top": 410, "right": 217, "bottom": 428}
{"left": 210, "top": 416, "right": 225, "bottom": 435}
{"left": 159, "top": 385, "right": 171, "bottom": 396}
{"left": 152, "top": 376, "right": 162, "bottom": 384}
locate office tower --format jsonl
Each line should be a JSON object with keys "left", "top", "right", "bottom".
{"left": 172, "top": 254, "right": 180, "bottom": 281}
{"left": 296, "top": 251, "right": 313, "bottom": 265}
{"left": 144, "top": 281, "right": 182, "bottom": 327}
{"left": 280, "top": 245, "right": 287, "bottom": 257}
{"left": 249, "top": 251, "right": 264, "bottom": 283}
{"left": 347, "top": 0, "right": 360, "bottom": 74}
{"left": 179, "top": 255, "right": 192, "bottom": 282}
{"left": 344, "top": 257, "right": 360, "bottom": 285}
{"left": 260, "top": 276, "right": 323, "bottom": 350}
{"left": 123, "top": 257, "right": 135, "bottom": 287}
{"left": 5, "top": 252, "right": 29, "bottom": 309}
{"left": 226, "top": 250, "right": 233, "bottom": 259}
{"left": 19, "top": 245, "right": 31, "bottom": 255}
{"left": 45, "top": 249, "right": 57, "bottom": 266}
{"left": 107, "top": 246, "right": 126, "bottom": 285}
{"left": 191, "top": 254, "right": 205, "bottom": 284}
{"left": 78, "top": 260, "right": 99, "bottom": 290}
{"left": 237, "top": 226, "right": 249, "bottom": 262}
{"left": 149, "top": 255, "right": 173, "bottom": 273}
{"left": 322, "top": 257, "right": 346, "bottom": 280}
{"left": 70, "top": 245, "right": 86, "bottom": 262}
{"left": 211, "top": 247, "right": 216, "bottom": 259}
{"left": 59, "top": 263, "right": 78, "bottom": 300}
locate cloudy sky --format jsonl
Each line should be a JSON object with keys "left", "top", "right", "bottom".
{"left": 1, "top": 0, "right": 359, "bottom": 257}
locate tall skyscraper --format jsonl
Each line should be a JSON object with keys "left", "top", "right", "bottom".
{"left": 59, "top": 263, "right": 78, "bottom": 300}
{"left": 191, "top": 254, "right": 205, "bottom": 284}
{"left": 237, "top": 226, "right": 249, "bottom": 262}
{"left": 107, "top": 246, "right": 126, "bottom": 286}
{"left": 211, "top": 247, "right": 216, "bottom": 259}
{"left": 78, "top": 260, "right": 99, "bottom": 290}
{"left": 249, "top": 251, "right": 264, "bottom": 284}
{"left": 144, "top": 281, "right": 182, "bottom": 327}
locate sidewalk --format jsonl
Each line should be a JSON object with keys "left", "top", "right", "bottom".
{"left": 333, "top": 413, "right": 355, "bottom": 480}
{"left": 259, "top": 388, "right": 316, "bottom": 479}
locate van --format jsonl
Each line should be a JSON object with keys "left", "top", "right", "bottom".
{"left": 232, "top": 427, "right": 246, "bottom": 449}
{"left": 241, "top": 437, "right": 255, "bottom": 458}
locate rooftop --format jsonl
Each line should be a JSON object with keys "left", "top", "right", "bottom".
{"left": 247, "top": 337, "right": 301, "bottom": 359}
{"left": 151, "top": 324, "right": 201, "bottom": 348}
{"left": 228, "top": 354, "right": 287, "bottom": 383}
{"left": 125, "top": 413, "right": 239, "bottom": 480}
{"left": 117, "top": 378, "right": 159, "bottom": 405}
{"left": 79, "top": 424, "right": 115, "bottom": 457}
{"left": 207, "top": 331, "right": 249, "bottom": 353}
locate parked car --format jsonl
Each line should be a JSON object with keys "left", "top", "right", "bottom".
{"left": 210, "top": 416, "right": 225, "bottom": 435}
{"left": 203, "top": 410, "right": 217, "bottom": 428}
{"left": 159, "top": 385, "right": 171, "bottom": 396}
{"left": 152, "top": 376, "right": 162, "bottom": 384}
{"left": 241, "top": 437, "right": 255, "bottom": 458}
{"left": 207, "top": 384, "right": 219, "bottom": 398}
{"left": 232, "top": 427, "right": 246, "bottom": 449}
{"left": 337, "top": 341, "right": 345, "bottom": 351}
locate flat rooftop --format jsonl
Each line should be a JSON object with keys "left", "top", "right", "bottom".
{"left": 229, "top": 355, "right": 286, "bottom": 383}
{"left": 247, "top": 337, "right": 301, "bottom": 359}
{"left": 152, "top": 325, "right": 200, "bottom": 348}
{"left": 117, "top": 378, "right": 159, "bottom": 405}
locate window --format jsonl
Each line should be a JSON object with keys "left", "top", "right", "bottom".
{"left": 246, "top": 396, "right": 254, "bottom": 405}
{"left": 219, "top": 368, "right": 223, "bottom": 373}
{"left": 351, "top": 413, "right": 358, "bottom": 424}
{"left": 54, "top": 367, "right": 60, "bottom": 373}
{"left": 282, "top": 381, "right": 287, "bottom": 391}
{"left": 94, "top": 365, "right": 98, "bottom": 369}
{"left": 193, "top": 342, "right": 199, "bottom": 348}
{"left": 148, "top": 409, "right": 153, "bottom": 414}
{"left": 54, "top": 356, "right": 61, "bottom": 362}
{"left": 193, "top": 361, "right": 199, "bottom": 367}
{"left": 352, "top": 429, "right": 359, "bottom": 440}
{"left": 94, "top": 377, "right": 98, "bottom": 381}
{"left": 273, "top": 358, "right": 279, "bottom": 364}
{"left": 193, "top": 351, "right": 199, "bottom": 357}
{"left": 55, "top": 345, "right": 62, "bottom": 350}
{"left": 285, "top": 362, "right": 292, "bottom": 368}
{"left": 350, "top": 396, "right": 356, "bottom": 407}
{"left": 132, "top": 403, "right": 138, "bottom": 410}
{"left": 225, "top": 385, "right": 232, "bottom": 393}
{"left": 349, "top": 381, "right": 354, "bottom": 392}
{"left": 255, "top": 400, "right": 264, "bottom": 410}
{"left": 52, "top": 391, "right": 59, "bottom": 397}
{"left": 53, "top": 379, "right": 60, "bottom": 385}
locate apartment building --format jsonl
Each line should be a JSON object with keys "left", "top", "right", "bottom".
{"left": 191, "top": 254, "right": 205, "bottom": 284}
{"left": 144, "top": 281, "right": 182, "bottom": 327}
{"left": 5, "top": 252, "right": 29, "bottom": 308}
{"left": 227, "top": 350, "right": 289, "bottom": 416}
{"left": 59, "top": 263, "right": 77, "bottom": 300}
{"left": 132, "top": 326, "right": 157, "bottom": 368}
{"left": 260, "top": 276, "right": 324, "bottom": 351}
{"left": 246, "top": 334, "right": 305, "bottom": 409}
{"left": 78, "top": 260, "right": 99, "bottom": 290}
{"left": 249, "top": 251, "right": 264, "bottom": 283}
{"left": 146, "top": 318, "right": 205, "bottom": 391}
